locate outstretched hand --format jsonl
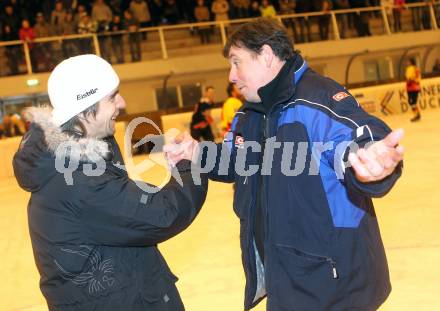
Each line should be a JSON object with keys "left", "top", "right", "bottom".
{"left": 348, "top": 129, "right": 404, "bottom": 183}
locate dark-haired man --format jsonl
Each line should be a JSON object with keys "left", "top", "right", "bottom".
{"left": 169, "top": 18, "right": 404, "bottom": 310}
{"left": 13, "top": 54, "right": 207, "bottom": 310}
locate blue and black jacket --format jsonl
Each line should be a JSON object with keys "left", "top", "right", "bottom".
{"left": 208, "top": 54, "right": 402, "bottom": 310}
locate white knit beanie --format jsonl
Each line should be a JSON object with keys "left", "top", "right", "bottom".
{"left": 48, "top": 54, "right": 120, "bottom": 126}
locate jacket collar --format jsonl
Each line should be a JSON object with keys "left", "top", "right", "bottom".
{"left": 23, "top": 107, "right": 112, "bottom": 163}
{"left": 243, "top": 53, "right": 307, "bottom": 114}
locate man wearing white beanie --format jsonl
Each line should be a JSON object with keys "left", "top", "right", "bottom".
{"left": 13, "top": 54, "right": 207, "bottom": 311}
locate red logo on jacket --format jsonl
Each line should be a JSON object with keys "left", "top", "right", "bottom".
{"left": 235, "top": 136, "right": 245, "bottom": 149}
{"left": 333, "top": 92, "right": 350, "bottom": 101}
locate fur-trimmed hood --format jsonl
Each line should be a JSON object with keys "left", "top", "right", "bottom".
{"left": 13, "top": 107, "right": 113, "bottom": 193}
{"left": 23, "top": 107, "right": 111, "bottom": 161}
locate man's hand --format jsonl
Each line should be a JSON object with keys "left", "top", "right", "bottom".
{"left": 163, "top": 132, "right": 199, "bottom": 168}
{"left": 348, "top": 129, "right": 404, "bottom": 183}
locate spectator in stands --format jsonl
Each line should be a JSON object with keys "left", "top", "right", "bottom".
{"left": 433, "top": 58, "right": 440, "bottom": 74}
{"left": 407, "top": 0, "right": 422, "bottom": 30}
{"left": 19, "top": 19, "right": 36, "bottom": 64}
{"left": 78, "top": 12, "right": 97, "bottom": 34}
{"left": 74, "top": 4, "right": 87, "bottom": 25}
{"left": 92, "top": 0, "right": 113, "bottom": 29}
{"left": 279, "top": 0, "right": 298, "bottom": 42}
{"left": 92, "top": 0, "right": 113, "bottom": 62}
{"left": 350, "top": 0, "right": 371, "bottom": 37}
{"left": 5, "top": 0, "right": 21, "bottom": 18}
{"left": 77, "top": 13, "right": 97, "bottom": 54}
{"left": 2, "top": 4, "right": 20, "bottom": 37}
{"left": 421, "top": 0, "right": 434, "bottom": 30}
{"left": 34, "top": 12, "right": 53, "bottom": 38}
{"left": 150, "top": 0, "right": 164, "bottom": 26}
{"left": 34, "top": 12, "right": 54, "bottom": 72}
{"left": 61, "top": 10, "right": 76, "bottom": 36}
{"left": 109, "top": 14, "right": 124, "bottom": 63}
{"left": 333, "top": 0, "right": 351, "bottom": 38}
{"left": 1, "top": 4, "right": 21, "bottom": 75}
{"left": 249, "top": 0, "right": 262, "bottom": 17}
{"left": 129, "top": 0, "right": 151, "bottom": 39}
{"left": 296, "top": 0, "right": 313, "bottom": 42}
{"left": 405, "top": 58, "right": 422, "bottom": 122}
{"left": 124, "top": 10, "right": 142, "bottom": 62}
{"left": 231, "top": 0, "right": 250, "bottom": 19}
{"left": 51, "top": 1, "right": 67, "bottom": 36}
{"left": 212, "top": 0, "right": 230, "bottom": 21}
{"left": 19, "top": 19, "right": 35, "bottom": 46}
{"left": 260, "top": 0, "right": 277, "bottom": 18}
{"left": 60, "top": 11, "right": 78, "bottom": 58}
{"left": 163, "top": 0, "right": 180, "bottom": 24}
{"left": 318, "top": 0, "right": 332, "bottom": 40}
{"left": 221, "top": 82, "right": 243, "bottom": 135}
{"left": 393, "top": 0, "right": 405, "bottom": 32}
{"left": 195, "top": 0, "right": 211, "bottom": 44}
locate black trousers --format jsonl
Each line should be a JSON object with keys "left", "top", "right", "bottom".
{"left": 408, "top": 91, "right": 420, "bottom": 108}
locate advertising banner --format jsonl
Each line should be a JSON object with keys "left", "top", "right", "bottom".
{"left": 350, "top": 77, "right": 440, "bottom": 117}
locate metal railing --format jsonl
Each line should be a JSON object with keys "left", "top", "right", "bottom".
{"left": 0, "top": 2, "right": 439, "bottom": 77}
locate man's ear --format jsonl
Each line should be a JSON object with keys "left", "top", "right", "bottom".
{"left": 260, "top": 44, "right": 275, "bottom": 68}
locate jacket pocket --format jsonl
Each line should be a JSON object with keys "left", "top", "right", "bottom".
{"left": 275, "top": 244, "right": 338, "bottom": 279}
{"left": 141, "top": 271, "right": 178, "bottom": 303}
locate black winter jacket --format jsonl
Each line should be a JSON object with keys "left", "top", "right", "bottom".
{"left": 13, "top": 108, "right": 208, "bottom": 311}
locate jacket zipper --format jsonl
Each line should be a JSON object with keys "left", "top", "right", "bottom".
{"left": 284, "top": 245, "right": 339, "bottom": 279}
{"left": 303, "top": 249, "right": 339, "bottom": 279}
{"left": 263, "top": 113, "right": 269, "bottom": 245}
{"left": 261, "top": 113, "right": 268, "bottom": 241}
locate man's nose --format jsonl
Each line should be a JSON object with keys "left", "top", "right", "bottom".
{"left": 229, "top": 68, "right": 237, "bottom": 83}
{"left": 115, "top": 94, "right": 126, "bottom": 109}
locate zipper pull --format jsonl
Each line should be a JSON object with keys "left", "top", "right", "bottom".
{"left": 327, "top": 258, "right": 338, "bottom": 279}
{"left": 243, "top": 176, "right": 248, "bottom": 185}
{"left": 332, "top": 266, "right": 338, "bottom": 279}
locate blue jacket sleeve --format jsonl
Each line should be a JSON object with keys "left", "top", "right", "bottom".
{"left": 297, "top": 90, "right": 402, "bottom": 198}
